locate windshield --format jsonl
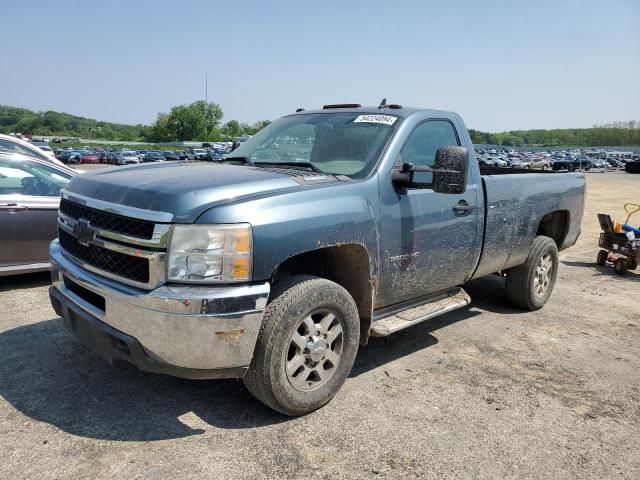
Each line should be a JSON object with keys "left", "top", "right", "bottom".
{"left": 228, "top": 112, "right": 398, "bottom": 177}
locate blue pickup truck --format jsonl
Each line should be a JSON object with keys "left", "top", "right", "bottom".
{"left": 48, "top": 103, "right": 585, "bottom": 415}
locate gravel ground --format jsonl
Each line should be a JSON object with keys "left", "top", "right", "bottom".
{"left": 1, "top": 172, "right": 639, "bottom": 479}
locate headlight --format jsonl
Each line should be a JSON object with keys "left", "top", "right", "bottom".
{"left": 167, "top": 224, "right": 252, "bottom": 283}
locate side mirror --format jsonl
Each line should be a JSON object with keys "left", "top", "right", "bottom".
{"left": 432, "top": 146, "right": 468, "bottom": 194}
{"left": 391, "top": 146, "right": 468, "bottom": 194}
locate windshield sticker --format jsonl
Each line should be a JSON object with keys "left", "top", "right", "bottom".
{"left": 353, "top": 114, "right": 397, "bottom": 125}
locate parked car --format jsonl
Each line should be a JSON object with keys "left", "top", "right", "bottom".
{"left": 115, "top": 150, "right": 140, "bottom": 165}
{"left": 0, "top": 151, "right": 75, "bottom": 276}
{"left": 80, "top": 152, "right": 100, "bottom": 164}
{"left": 552, "top": 157, "right": 592, "bottom": 172}
{"left": 509, "top": 158, "right": 532, "bottom": 169}
{"left": 204, "top": 150, "right": 225, "bottom": 161}
{"left": 187, "top": 148, "right": 208, "bottom": 160}
{"left": 0, "top": 133, "right": 66, "bottom": 168}
{"left": 529, "top": 157, "right": 552, "bottom": 170}
{"left": 162, "top": 151, "right": 181, "bottom": 161}
{"left": 143, "top": 151, "right": 166, "bottom": 162}
{"left": 49, "top": 104, "right": 585, "bottom": 416}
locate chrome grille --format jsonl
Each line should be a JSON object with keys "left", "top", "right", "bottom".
{"left": 56, "top": 192, "right": 171, "bottom": 289}
{"left": 60, "top": 198, "right": 156, "bottom": 239}
{"left": 58, "top": 229, "right": 150, "bottom": 283}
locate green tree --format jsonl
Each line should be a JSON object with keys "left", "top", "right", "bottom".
{"left": 147, "top": 101, "right": 223, "bottom": 142}
{"left": 221, "top": 119, "right": 242, "bottom": 139}
{"left": 252, "top": 119, "right": 271, "bottom": 132}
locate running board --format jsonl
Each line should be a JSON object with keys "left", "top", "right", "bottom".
{"left": 370, "top": 288, "right": 471, "bottom": 337}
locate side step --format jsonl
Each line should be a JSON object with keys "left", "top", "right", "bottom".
{"left": 370, "top": 287, "right": 471, "bottom": 337}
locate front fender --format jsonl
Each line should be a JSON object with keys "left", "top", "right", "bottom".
{"left": 195, "top": 180, "right": 381, "bottom": 282}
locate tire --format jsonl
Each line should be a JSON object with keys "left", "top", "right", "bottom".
{"left": 243, "top": 275, "right": 360, "bottom": 416}
{"left": 505, "top": 236, "right": 559, "bottom": 310}
{"left": 614, "top": 258, "right": 627, "bottom": 276}
{"left": 597, "top": 250, "right": 608, "bottom": 266}
{"left": 628, "top": 256, "right": 638, "bottom": 271}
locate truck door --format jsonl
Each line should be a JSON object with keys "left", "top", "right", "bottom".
{"left": 376, "top": 119, "right": 481, "bottom": 308}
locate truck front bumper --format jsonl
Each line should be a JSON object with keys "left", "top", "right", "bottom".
{"left": 49, "top": 240, "right": 270, "bottom": 379}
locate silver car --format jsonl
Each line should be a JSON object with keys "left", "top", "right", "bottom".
{"left": 0, "top": 151, "right": 75, "bottom": 276}
{"left": 115, "top": 150, "right": 140, "bottom": 165}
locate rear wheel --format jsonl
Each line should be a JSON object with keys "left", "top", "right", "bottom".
{"left": 614, "top": 258, "right": 628, "bottom": 275}
{"left": 597, "top": 250, "right": 608, "bottom": 266}
{"left": 506, "top": 236, "right": 559, "bottom": 310}
{"left": 627, "top": 256, "right": 638, "bottom": 270}
{"left": 243, "top": 276, "right": 360, "bottom": 416}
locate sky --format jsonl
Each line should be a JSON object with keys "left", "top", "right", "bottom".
{"left": 1, "top": 0, "right": 639, "bottom": 132}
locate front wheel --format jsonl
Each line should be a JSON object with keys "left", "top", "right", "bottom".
{"left": 628, "top": 256, "right": 638, "bottom": 271}
{"left": 243, "top": 276, "right": 360, "bottom": 416}
{"left": 505, "top": 236, "right": 559, "bottom": 310}
{"left": 597, "top": 249, "right": 608, "bottom": 266}
{"left": 614, "top": 258, "right": 627, "bottom": 276}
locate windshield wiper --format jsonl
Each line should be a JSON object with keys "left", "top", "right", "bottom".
{"left": 254, "top": 161, "right": 323, "bottom": 173}
{"left": 224, "top": 156, "right": 255, "bottom": 166}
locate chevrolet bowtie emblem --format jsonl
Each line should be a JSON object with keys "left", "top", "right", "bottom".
{"left": 73, "top": 219, "right": 96, "bottom": 246}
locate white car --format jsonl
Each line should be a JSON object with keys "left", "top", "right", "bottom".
{"left": 37, "top": 145, "right": 55, "bottom": 156}
{"left": 0, "top": 134, "right": 66, "bottom": 168}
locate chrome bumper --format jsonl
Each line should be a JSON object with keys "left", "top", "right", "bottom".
{"left": 49, "top": 240, "right": 269, "bottom": 376}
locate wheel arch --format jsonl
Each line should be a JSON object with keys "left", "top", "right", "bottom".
{"left": 270, "top": 244, "right": 375, "bottom": 345}
{"left": 537, "top": 210, "right": 570, "bottom": 249}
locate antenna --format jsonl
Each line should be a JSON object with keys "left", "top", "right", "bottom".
{"left": 378, "top": 98, "right": 387, "bottom": 109}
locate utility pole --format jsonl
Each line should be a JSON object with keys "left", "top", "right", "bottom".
{"left": 205, "top": 72, "right": 208, "bottom": 104}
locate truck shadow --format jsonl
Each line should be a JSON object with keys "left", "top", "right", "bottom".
{"left": 0, "top": 318, "right": 285, "bottom": 441}
{"left": 0, "top": 278, "right": 506, "bottom": 442}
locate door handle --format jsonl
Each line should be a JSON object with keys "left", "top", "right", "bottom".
{"left": 453, "top": 200, "right": 474, "bottom": 216}
{"left": 0, "top": 203, "right": 29, "bottom": 213}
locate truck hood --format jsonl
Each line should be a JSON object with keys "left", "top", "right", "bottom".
{"left": 65, "top": 162, "right": 323, "bottom": 222}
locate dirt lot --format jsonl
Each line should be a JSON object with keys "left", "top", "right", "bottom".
{"left": 1, "top": 173, "right": 638, "bottom": 479}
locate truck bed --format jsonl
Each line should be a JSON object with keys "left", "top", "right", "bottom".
{"left": 472, "top": 171, "right": 585, "bottom": 279}
{"left": 479, "top": 166, "right": 556, "bottom": 175}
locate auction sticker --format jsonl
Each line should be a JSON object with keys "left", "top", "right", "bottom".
{"left": 353, "top": 114, "right": 397, "bottom": 125}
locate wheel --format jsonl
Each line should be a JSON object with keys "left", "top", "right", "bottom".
{"left": 542, "top": 165, "right": 547, "bottom": 171}
{"left": 614, "top": 258, "right": 627, "bottom": 275}
{"left": 627, "top": 256, "right": 638, "bottom": 270}
{"left": 243, "top": 276, "right": 360, "bottom": 416}
{"left": 596, "top": 250, "right": 608, "bottom": 266}
{"left": 505, "top": 236, "right": 559, "bottom": 310}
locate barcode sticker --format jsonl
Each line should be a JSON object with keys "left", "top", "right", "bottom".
{"left": 353, "top": 114, "right": 397, "bottom": 125}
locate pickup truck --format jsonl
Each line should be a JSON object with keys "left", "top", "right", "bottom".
{"left": 48, "top": 104, "right": 585, "bottom": 415}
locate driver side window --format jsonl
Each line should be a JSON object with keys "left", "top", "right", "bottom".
{"left": 398, "top": 120, "right": 459, "bottom": 184}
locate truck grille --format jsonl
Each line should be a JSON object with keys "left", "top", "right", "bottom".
{"left": 60, "top": 198, "right": 155, "bottom": 239}
{"left": 58, "top": 229, "right": 150, "bottom": 284}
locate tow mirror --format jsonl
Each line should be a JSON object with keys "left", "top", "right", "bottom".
{"left": 391, "top": 146, "right": 468, "bottom": 194}
{"left": 432, "top": 146, "right": 468, "bottom": 194}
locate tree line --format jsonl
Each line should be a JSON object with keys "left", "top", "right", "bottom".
{"left": 1, "top": 103, "right": 638, "bottom": 146}
{"left": 0, "top": 103, "right": 271, "bottom": 143}
{"left": 469, "top": 121, "right": 640, "bottom": 147}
